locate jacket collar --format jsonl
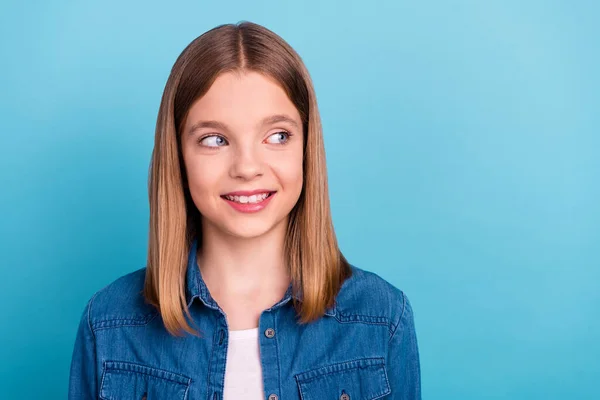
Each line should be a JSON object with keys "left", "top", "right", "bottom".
{"left": 185, "top": 237, "right": 336, "bottom": 317}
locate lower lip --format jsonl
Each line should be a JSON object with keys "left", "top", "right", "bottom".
{"left": 221, "top": 192, "right": 276, "bottom": 213}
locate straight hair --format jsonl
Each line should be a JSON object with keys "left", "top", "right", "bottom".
{"left": 143, "top": 21, "right": 352, "bottom": 337}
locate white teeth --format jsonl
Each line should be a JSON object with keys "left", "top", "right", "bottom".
{"left": 225, "top": 193, "right": 270, "bottom": 204}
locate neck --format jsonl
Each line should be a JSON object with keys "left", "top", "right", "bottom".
{"left": 196, "top": 218, "right": 291, "bottom": 300}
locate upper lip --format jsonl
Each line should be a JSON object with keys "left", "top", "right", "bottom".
{"left": 222, "top": 189, "right": 276, "bottom": 196}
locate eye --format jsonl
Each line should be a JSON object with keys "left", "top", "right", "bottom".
{"left": 198, "top": 135, "right": 228, "bottom": 148}
{"left": 265, "top": 131, "right": 291, "bottom": 145}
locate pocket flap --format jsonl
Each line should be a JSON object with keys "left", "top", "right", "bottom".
{"left": 99, "top": 360, "right": 191, "bottom": 400}
{"left": 294, "top": 357, "right": 391, "bottom": 400}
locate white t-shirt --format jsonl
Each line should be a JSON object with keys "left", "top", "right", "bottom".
{"left": 223, "top": 327, "right": 264, "bottom": 400}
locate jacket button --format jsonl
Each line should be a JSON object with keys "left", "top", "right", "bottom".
{"left": 268, "top": 394, "right": 278, "bottom": 400}
{"left": 264, "top": 328, "right": 275, "bottom": 338}
{"left": 340, "top": 392, "right": 350, "bottom": 400}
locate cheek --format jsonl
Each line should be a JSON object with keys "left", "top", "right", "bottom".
{"left": 184, "top": 156, "right": 224, "bottom": 202}
{"left": 274, "top": 152, "right": 303, "bottom": 190}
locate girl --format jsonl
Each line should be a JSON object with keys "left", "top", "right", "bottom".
{"left": 69, "top": 21, "right": 421, "bottom": 400}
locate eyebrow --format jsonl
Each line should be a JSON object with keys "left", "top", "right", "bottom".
{"left": 187, "top": 114, "right": 300, "bottom": 136}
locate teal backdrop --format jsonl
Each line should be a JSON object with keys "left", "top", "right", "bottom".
{"left": 1, "top": 1, "right": 598, "bottom": 398}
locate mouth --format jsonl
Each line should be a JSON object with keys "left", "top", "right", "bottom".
{"left": 220, "top": 191, "right": 276, "bottom": 204}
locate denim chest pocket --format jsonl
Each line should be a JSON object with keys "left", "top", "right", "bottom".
{"left": 99, "top": 360, "right": 191, "bottom": 400}
{"left": 294, "top": 357, "right": 391, "bottom": 400}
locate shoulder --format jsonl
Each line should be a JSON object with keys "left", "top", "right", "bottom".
{"left": 85, "top": 267, "right": 158, "bottom": 331}
{"left": 336, "top": 264, "right": 414, "bottom": 336}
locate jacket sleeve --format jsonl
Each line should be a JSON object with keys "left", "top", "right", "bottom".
{"left": 68, "top": 294, "right": 98, "bottom": 400}
{"left": 387, "top": 291, "right": 421, "bottom": 399}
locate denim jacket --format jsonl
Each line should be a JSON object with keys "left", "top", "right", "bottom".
{"left": 68, "top": 237, "right": 421, "bottom": 399}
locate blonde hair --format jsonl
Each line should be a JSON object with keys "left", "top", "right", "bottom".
{"left": 143, "top": 21, "right": 351, "bottom": 337}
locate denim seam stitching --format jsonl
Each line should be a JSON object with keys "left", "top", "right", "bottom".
{"left": 275, "top": 312, "right": 282, "bottom": 398}
{"left": 294, "top": 375, "right": 306, "bottom": 400}
{"left": 93, "top": 315, "right": 157, "bottom": 322}
{"left": 207, "top": 314, "right": 218, "bottom": 400}
{"left": 183, "top": 381, "right": 190, "bottom": 400}
{"left": 377, "top": 382, "right": 391, "bottom": 398}
{"left": 336, "top": 311, "right": 391, "bottom": 323}
{"left": 333, "top": 314, "right": 393, "bottom": 335}
{"left": 88, "top": 289, "right": 101, "bottom": 341}
{"left": 388, "top": 291, "right": 406, "bottom": 344}
{"left": 334, "top": 317, "right": 391, "bottom": 328}
{"left": 298, "top": 382, "right": 389, "bottom": 400}
{"left": 92, "top": 314, "right": 159, "bottom": 332}
{"left": 91, "top": 313, "right": 158, "bottom": 331}
{"left": 99, "top": 360, "right": 108, "bottom": 400}
{"left": 380, "top": 357, "right": 392, "bottom": 399}
{"left": 295, "top": 356, "right": 386, "bottom": 383}
{"left": 218, "top": 324, "right": 226, "bottom": 400}
{"left": 103, "top": 363, "right": 191, "bottom": 386}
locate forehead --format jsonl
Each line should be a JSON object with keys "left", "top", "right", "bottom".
{"left": 185, "top": 71, "right": 301, "bottom": 129}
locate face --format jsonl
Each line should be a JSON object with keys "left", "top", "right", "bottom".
{"left": 180, "top": 71, "right": 304, "bottom": 240}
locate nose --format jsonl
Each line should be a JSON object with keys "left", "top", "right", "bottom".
{"left": 229, "top": 144, "right": 263, "bottom": 181}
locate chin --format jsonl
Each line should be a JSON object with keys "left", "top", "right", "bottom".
{"left": 222, "top": 219, "right": 284, "bottom": 239}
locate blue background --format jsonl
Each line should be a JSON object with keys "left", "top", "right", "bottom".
{"left": 1, "top": 0, "right": 598, "bottom": 398}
